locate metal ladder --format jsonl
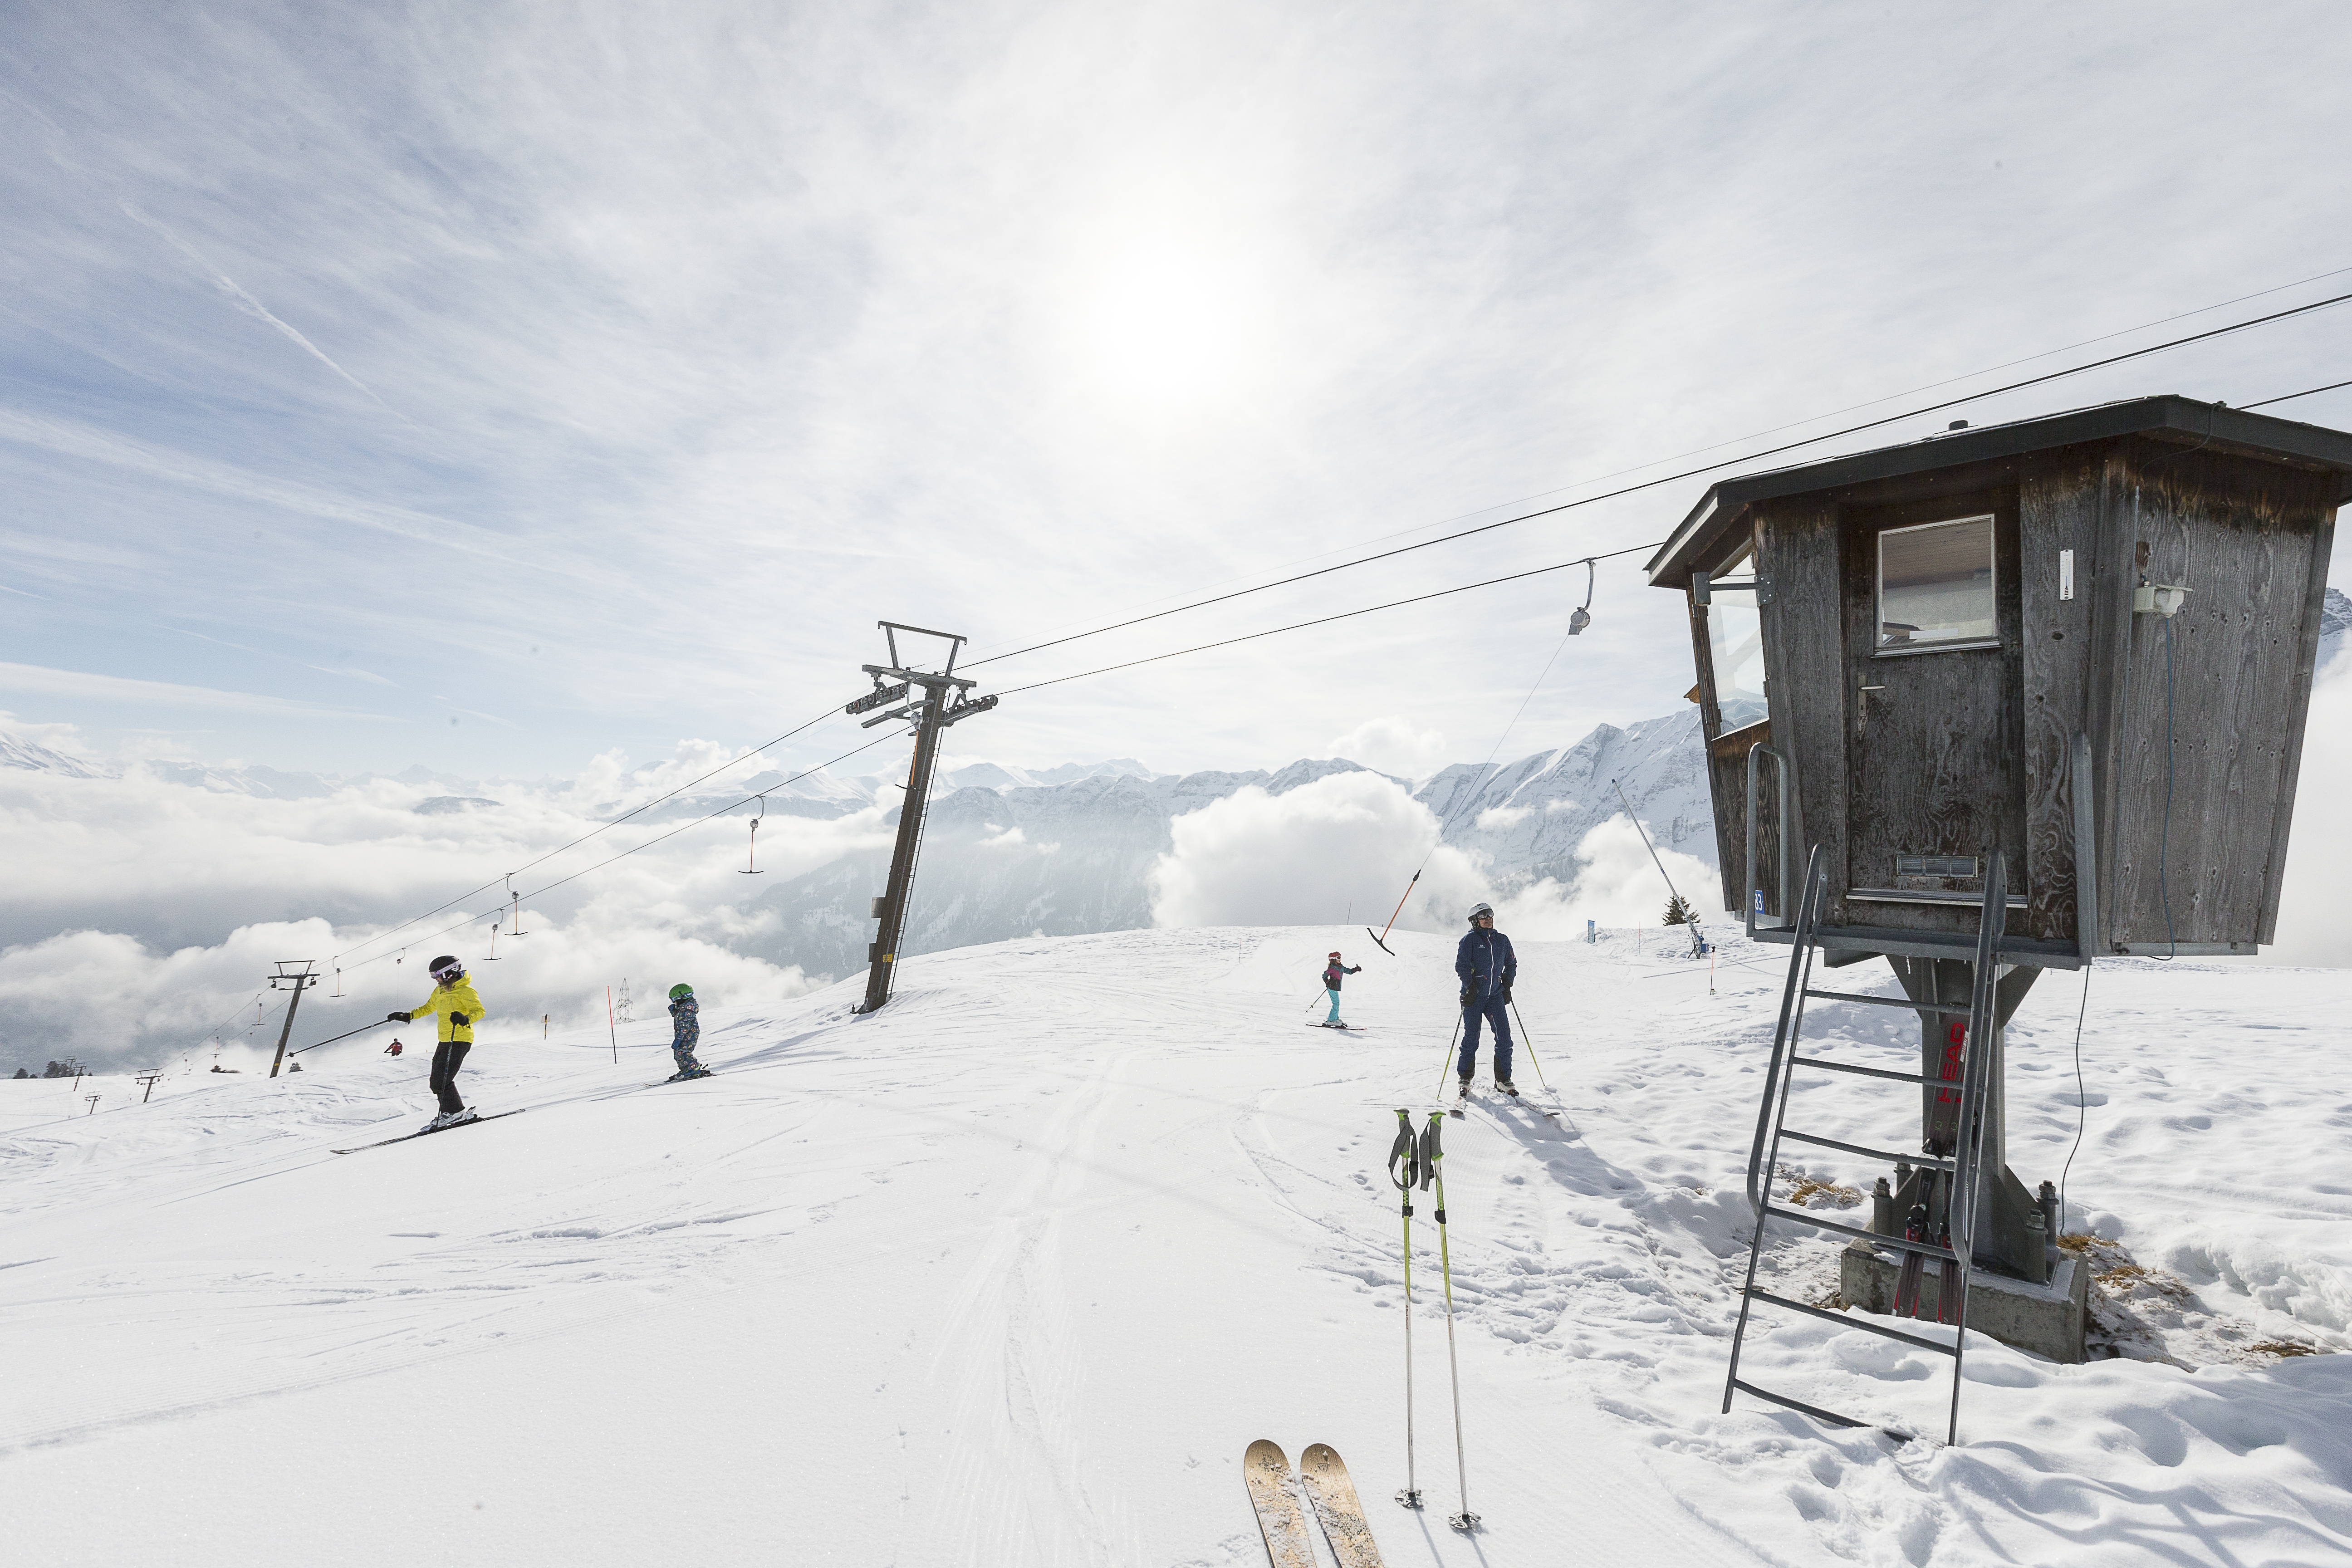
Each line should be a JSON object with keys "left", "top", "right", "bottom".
{"left": 1722, "top": 844, "right": 2008, "bottom": 1445}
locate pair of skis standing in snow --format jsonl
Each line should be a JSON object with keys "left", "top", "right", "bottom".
{"left": 380, "top": 959, "right": 708, "bottom": 1136}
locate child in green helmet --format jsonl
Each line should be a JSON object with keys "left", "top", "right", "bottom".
{"left": 665, "top": 983, "right": 708, "bottom": 1082}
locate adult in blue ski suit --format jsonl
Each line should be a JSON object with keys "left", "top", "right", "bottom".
{"left": 1455, "top": 903, "right": 1516, "bottom": 1088}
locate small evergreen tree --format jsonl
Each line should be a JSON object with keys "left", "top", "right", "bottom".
{"left": 1662, "top": 894, "right": 1693, "bottom": 926}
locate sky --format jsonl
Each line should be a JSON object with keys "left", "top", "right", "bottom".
{"left": 5, "top": 2, "right": 2352, "bottom": 787}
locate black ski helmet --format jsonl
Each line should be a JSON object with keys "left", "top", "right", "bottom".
{"left": 428, "top": 955, "right": 463, "bottom": 980}
{"left": 1466, "top": 902, "right": 1494, "bottom": 924}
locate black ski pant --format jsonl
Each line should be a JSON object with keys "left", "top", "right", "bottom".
{"left": 430, "top": 1039, "right": 472, "bottom": 1114}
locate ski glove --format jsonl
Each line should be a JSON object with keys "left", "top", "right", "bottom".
{"left": 450, "top": 1012, "right": 469, "bottom": 1027}
{"left": 1498, "top": 985, "right": 1513, "bottom": 1006}
{"left": 387, "top": 1011, "right": 412, "bottom": 1023}
{"left": 1459, "top": 985, "right": 1475, "bottom": 1008}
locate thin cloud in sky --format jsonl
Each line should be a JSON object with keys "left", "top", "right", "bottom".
{"left": 0, "top": 662, "right": 397, "bottom": 721}
{"left": 118, "top": 202, "right": 390, "bottom": 410}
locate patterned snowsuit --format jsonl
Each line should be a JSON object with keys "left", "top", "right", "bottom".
{"left": 669, "top": 994, "right": 702, "bottom": 1074}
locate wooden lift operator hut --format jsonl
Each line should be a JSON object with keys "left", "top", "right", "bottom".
{"left": 1645, "top": 394, "right": 2352, "bottom": 1432}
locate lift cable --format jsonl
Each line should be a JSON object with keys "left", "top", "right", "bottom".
{"left": 994, "top": 543, "right": 1656, "bottom": 698}
{"left": 328, "top": 727, "right": 907, "bottom": 983}
{"left": 965, "top": 287, "right": 2352, "bottom": 674}
{"left": 2239, "top": 376, "right": 2352, "bottom": 410}
{"left": 963, "top": 261, "right": 2352, "bottom": 669}
{"left": 1364, "top": 604, "right": 1589, "bottom": 955}
{"left": 332, "top": 700, "right": 855, "bottom": 966}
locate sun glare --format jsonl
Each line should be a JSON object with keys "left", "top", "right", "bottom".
{"left": 1077, "top": 247, "right": 1252, "bottom": 408}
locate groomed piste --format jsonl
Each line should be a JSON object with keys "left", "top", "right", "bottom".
{"left": 5, "top": 926, "right": 2349, "bottom": 1565}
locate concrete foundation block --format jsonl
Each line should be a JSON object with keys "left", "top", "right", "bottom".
{"left": 1838, "top": 1240, "right": 2088, "bottom": 1363}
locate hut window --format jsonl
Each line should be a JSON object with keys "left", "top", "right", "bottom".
{"left": 1877, "top": 514, "right": 1997, "bottom": 652}
{"left": 1706, "top": 546, "right": 1769, "bottom": 730}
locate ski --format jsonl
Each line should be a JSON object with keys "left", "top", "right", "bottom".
{"left": 1297, "top": 1443, "right": 1386, "bottom": 1568}
{"left": 1892, "top": 1203, "right": 1927, "bottom": 1318}
{"left": 1307, "top": 1023, "right": 1368, "bottom": 1033}
{"left": 333, "top": 1108, "right": 524, "bottom": 1154}
{"left": 1242, "top": 1440, "right": 1318, "bottom": 1568}
{"left": 654, "top": 1069, "right": 716, "bottom": 1085}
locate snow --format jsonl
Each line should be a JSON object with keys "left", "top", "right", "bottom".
{"left": 7, "top": 925, "right": 2350, "bottom": 1564}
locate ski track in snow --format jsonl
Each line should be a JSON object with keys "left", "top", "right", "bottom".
{"left": 4, "top": 926, "right": 2351, "bottom": 1565}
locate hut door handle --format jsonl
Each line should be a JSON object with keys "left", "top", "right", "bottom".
{"left": 1860, "top": 684, "right": 1887, "bottom": 692}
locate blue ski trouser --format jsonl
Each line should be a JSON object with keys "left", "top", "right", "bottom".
{"left": 1457, "top": 996, "right": 1513, "bottom": 1082}
{"left": 671, "top": 1037, "right": 702, "bottom": 1072}
{"left": 1325, "top": 988, "right": 1343, "bottom": 1022}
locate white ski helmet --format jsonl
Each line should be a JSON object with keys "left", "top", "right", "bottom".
{"left": 1467, "top": 902, "right": 1494, "bottom": 923}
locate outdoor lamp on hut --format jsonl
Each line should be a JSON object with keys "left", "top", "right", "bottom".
{"left": 1648, "top": 394, "right": 2352, "bottom": 1410}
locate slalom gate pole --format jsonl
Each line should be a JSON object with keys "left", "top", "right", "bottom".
{"left": 1432, "top": 1013, "right": 1464, "bottom": 1100}
{"left": 1507, "top": 1001, "right": 1552, "bottom": 1093}
{"left": 1387, "top": 1108, "right": 1423, "bottom": 1509}
{"left": 606, "top": 986, "right": 619, "bottom": 1065}
{"left": 1421, "top": 1112, "right": 1478, "bottom": 1531}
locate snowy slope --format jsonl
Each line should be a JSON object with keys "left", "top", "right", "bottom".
{"left": 6, "top": 927, "right": 2348, "bottom": 1566}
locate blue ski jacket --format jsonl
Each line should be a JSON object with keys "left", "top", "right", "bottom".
{"left": 1455, "top": 927, "right": 1517, "bottom": 1001}
{"left": 669, "top": 994, "right": 700, "bottom": 1049}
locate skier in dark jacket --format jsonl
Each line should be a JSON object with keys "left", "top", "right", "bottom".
{"left": 1454, "top": 903, "right": 1517, "bottom": 1095}
{"left": 1320, "top": 951, "right": 1361, "bottom": 1027}
{"left": 666, "top": 983, "right": 708, "bottom": 1081}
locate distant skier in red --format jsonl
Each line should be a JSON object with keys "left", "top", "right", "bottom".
{"left": 1321, "top": 951, "right": 1362, "bottom": 1027}
{"left": 387, "top": 956, "right": 487, "bottom": 1132}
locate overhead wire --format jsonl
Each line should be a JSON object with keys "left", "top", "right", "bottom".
{"left": 333, "top": 700, "right": 853, "bottom": 966}
{"left": 995, "top": 544, "right": 1656, "bottom": 698}
{"left": 962, "top": 262, "right": 2352, "bottom": 667}
{"left": 2239, "top": 376, "right": 2352, "bottom": 410}
{"left": 965, "top": 287, "right": 2352, "bottom": 673}
{"left": 331, "top": 727, "right": 908, "bottom": 980}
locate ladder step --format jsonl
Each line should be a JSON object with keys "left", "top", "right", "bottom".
{"left": 1742, "top": 1288, "right": 1958, "bottom": 1355}
{"left": 1779, "top": 1129, "right": 1955, "bottom": 1171}
{"left": 1791, "top": 1055, "right": 1931, "bottom": 1085}
{"left": 1804, "top": 989, "right": 1972, "bottom": 1015}
{"left": 1728, "top": 1379, "right": 1875, "bottom": 1431}
{"left": 1762, "top": 1204, "right": 1960, "bottom": 1260}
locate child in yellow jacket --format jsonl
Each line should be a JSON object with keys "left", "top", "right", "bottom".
{"left": 388, "top": 955, "right": 487, "bottom": 1132}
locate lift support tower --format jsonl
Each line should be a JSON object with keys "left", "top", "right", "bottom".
{"left": 848, "top": 622, "right": 997, "bottom": 1014}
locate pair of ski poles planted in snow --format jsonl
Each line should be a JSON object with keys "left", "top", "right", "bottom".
{"left": 1387, "top": 1108, "right": 1478, "bottom": 1533}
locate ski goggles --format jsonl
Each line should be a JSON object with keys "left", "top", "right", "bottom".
{"left": 430, "top": 959, "right": 466, "bottom": 981}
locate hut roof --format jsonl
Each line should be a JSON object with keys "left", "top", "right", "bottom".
{"left": 1646, "top": 394, "right": 2352, "bottom": 588}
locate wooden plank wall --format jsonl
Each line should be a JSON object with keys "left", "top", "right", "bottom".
{"left": 2017, "top": 451, "right": 2104, "bottom": 944}
{"left": 1834, "top": 483, "right": 2027, "bottom": 938}
{"left": 1754, "top": 497, "right": 1849, "bottom": 916}
{"left": 1686, "top": 589, "right": 1743, "bottom": 911}
{"left": 2093, "top": 440, "right": 2337, "bottom": 947}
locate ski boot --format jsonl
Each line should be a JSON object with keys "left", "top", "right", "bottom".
{"left": 1496, "top": 1078, "right": 1519, "bottom": 1098}
{"left": 1456, "top": 1072, "right": 1473, "bottom": 1098}
{"left": 420, "top": 1110, "right": 456, "bottom": 1133}
{"left": 446, "top": 1107, "right": 480, "bottom": 1127}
